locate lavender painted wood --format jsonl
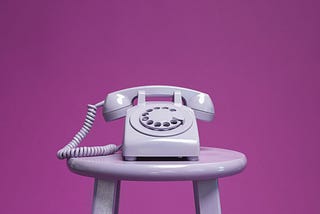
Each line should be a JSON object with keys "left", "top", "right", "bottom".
{"left": 68, "top": 147, "right": 246, "bottom": 214}
{"left": 67, "top": 147, "right": 246, "bottom": 181}
{"left": 193, "top": 180, "right": 221, "bottom": 214}
{"left": 92, "top": 179, "right": 120, "bottom": 214}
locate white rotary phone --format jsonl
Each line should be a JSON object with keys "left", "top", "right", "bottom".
{"left": 57, "top": 85, "right": 214, "bottom": 161}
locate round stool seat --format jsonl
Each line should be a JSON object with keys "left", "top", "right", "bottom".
{"left": 68, "top": 147, "right": 247, "bottom": 181}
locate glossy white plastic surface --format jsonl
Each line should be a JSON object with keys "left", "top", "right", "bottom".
{"left": 103, "top": 85, "right": 214, "bottom": 121}
{"left": 68, "top": 147, "right": 247, "bottom": 181}
{"left": 123, "top": 102, "right": 200, "bottom": 160}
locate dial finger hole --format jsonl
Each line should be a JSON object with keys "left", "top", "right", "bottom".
{"left": 170, "top": 119, "right": 177, "bottom": 124}
{"left": 146, "top": 109, "right": 153, "bottom": 112}
{"left": 154, "top": 122, "right": 161, "bottom": 127}
{"left": 147, "top": 120, "right": 153, "bottom": 125}
{"left": 154, "top": 107, "right": 160, "bottom": 110}
{"left": 163, "top": 122, "right": 170, "bottom": 127}
{"left": 142, "top": 112, "right": 149, "bottom": 116}
{"left": 142, "top": 117, "right": 149, "bottom": 121}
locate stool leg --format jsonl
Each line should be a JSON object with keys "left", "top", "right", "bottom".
{"left": 193, "top": 179, "right": 221, "bottom": 214}
{"left": 92, "top": 179, "right": 121, "bottom": 214}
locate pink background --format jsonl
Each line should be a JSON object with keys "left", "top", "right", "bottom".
{"left": 1, "top": 0, "right": 319, "bottom": 213}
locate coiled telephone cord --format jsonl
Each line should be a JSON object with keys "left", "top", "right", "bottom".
{"left": 57, "top": 101, "right": 122, "bottom": 159}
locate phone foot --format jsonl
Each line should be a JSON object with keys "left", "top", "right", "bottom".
{"left": 123, "top": 156, "right": 137, "bottom": 161}
{"left": 187, "top": 156, "right": 199, "bottom": 161}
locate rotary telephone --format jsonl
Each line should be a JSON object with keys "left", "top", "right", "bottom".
{"left": 57, "top": 86, "right": 214, "bottom": 161}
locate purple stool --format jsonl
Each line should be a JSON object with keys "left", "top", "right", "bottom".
{"left": 68, "top": 147, "right": 247, "bottom": 214}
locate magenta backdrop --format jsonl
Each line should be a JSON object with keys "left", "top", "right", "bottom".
{"left": 1, "top": 0, "right": 319, "bottom": 213}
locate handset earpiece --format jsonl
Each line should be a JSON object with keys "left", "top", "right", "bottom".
{"left": 188, "top": 93, "right": 214, "bottom": 121}
{"left": 103, "top": 93, "right": 133, "bottom": 121}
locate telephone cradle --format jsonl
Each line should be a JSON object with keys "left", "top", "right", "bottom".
{"left": 57, "top": 85, "right": 215, "bottom": 161}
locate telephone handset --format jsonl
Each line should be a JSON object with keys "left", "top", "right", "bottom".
{"left": 57, "top": 86, "right": 214, "bottom": 161}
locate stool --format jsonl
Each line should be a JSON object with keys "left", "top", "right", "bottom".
{"left": 67, "top": 147, "right": 247, "bottom": 214}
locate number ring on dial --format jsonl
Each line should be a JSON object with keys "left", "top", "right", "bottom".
{"left": 129, "top": 103, "right": 194, "bottom": 137}
{"left": 139, "top": 107, "right": 183, "bottom": 131}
